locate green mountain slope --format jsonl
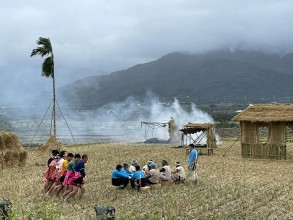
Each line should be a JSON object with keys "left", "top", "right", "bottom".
{"left": 58, "top": 50, "right": 293, "bottom": 107}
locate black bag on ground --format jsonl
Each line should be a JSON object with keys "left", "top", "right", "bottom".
{"left": 0, "top": 199, "right": 12, "bottom": 220}
{"left": 94, "top": 205, "right": 115, "bottom": 220}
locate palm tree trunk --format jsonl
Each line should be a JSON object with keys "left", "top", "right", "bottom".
{"left": 52, "top": 74, "right": 56, "bottom": 136}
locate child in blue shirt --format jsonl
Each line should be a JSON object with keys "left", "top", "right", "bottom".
{"left": 112, "top": 164, "right": 131, "bottom": 189}
{"left": 130, "top": 165, "right": 147, "bottom": 189}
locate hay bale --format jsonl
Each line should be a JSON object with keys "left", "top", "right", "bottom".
{"left": 37, "top": 135, "right": 66, "bottom": 155}
{"left": 0, "top": 151, "right": 4, "bottom": 169}
{"left": 1, "top": 132, "right": 21, "bottom": 151}
{"left": 0, "top": 135, "right": 5, "bottom": 151}
{"left": 4, "top": 150, "right": 20, "bottom": 167}
{"left": 0, "top": 132, "right": 28, "bottom": 168}
{"left": 19, "top": 150, "right": 28, "bottom": 166}
{"left": 0, "top": 132, "right": 23, "bottom": 151}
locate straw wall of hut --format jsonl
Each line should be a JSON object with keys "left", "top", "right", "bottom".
{"left": 240, "top": 122, "right": 258, "bottom": 145}
{"left": 207, "top": 126, "right": 217, "bottom": 149}
{"left": 233, "top": 104, "right": 293, "bottom": 160}
{"left": 269, "top": 122, "right": 286, "bottom": 145}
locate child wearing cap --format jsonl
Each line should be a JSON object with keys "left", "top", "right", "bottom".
{"left": 145, "top": 162, "right": 160, "bottom": 184}
{"left": 142, "top": 160, "right": 153, "bottom": 174}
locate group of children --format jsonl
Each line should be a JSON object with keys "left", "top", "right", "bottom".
{"left": 42, "top": 144, "right": 199, "bottom": 200}
{"left": 43, "top": 150, "right": 88, "bottom": 202}
{"left": 111, "top": 159, "right": 187, "bottom": 190}
{"left": 111, "top": 143, "right": 199, "bottom": 190}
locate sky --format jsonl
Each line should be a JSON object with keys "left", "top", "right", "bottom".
{"left": 1, "top": 0, "right": 293, "bottom": 105}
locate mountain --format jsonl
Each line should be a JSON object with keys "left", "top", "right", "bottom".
{"left": 53, "top": 50, "right": 293, "bottom": 107}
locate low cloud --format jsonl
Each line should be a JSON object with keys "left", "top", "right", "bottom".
{"left": 1, "top": 0, "right": 293, "bottom": 105}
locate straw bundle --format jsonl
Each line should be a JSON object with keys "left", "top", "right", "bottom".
{"left": 37, "top": 135, "right": 66, "bottom": 155}
{"left": 4, "top": 150, "right": 20, "bottom": 167}
{"left": 0, "top": 132, "right": 28, "bottom": 168}
{"left": 0, "top": 151, "right": 4, "bottom": 169}
{"left": 0, "top": 134, "right": 5, "bottom": 151}
{"left": 19, "top": 150, "right": 28, "bottom": 166}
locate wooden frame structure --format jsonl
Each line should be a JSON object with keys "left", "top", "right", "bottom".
{"left": 232, "top": 104, "right": 293, "bottom": 160}
{"left": 180, "top": 123, "right": 217, "bottom": 155}
{"left": 140, "top": 122, "right": 168, "bottom": 140}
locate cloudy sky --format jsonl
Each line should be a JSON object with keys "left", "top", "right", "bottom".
{"left": 1, "top": 0, "right": 293, "bottom": 104}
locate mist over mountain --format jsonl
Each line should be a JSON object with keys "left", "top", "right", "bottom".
{"left": 41, "top": 49, "right": 293, "bottom": 108}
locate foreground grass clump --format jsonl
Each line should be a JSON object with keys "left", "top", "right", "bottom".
{"left": 0, "top": 141, "right": 293, "bottom": 219}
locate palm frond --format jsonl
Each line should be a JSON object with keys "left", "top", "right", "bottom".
{"left": 30, "top": 47, "right": 50, "bottom": 57}
{"left": 42, "top": 56, "right": 54, "bottom": 78}
{"left": 30, "top": 37, "right": 52, "bottom": 57}
{"left": 37, "top": 37, "right": 52, "bottom": 52}
{"left": 31, "top": 36, "right": 55, "bottom": 78}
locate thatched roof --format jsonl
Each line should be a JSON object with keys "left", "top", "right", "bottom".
{"left": 232, "top": 104, "right": 293, "bottom": 122}
{"left": 180, "top": 123, "right": 214, "bottom": 134}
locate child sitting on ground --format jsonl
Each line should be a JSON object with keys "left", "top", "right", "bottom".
{"left": 131, "top": 165, "right": 147, "bottom": 190}
{"left": 171, "top": 162, "right": 186, "bottom": 183}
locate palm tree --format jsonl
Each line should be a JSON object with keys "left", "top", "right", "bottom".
{"left": 30, "top": 37, "right": 56, "bottom": 136}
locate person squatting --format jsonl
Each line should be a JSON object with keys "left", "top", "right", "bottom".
{"left": 43, "top": 150, "right": 88, "bottom": 202}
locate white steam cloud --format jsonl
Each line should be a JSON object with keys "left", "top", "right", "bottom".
{"left": 23, "top": 93, "right": 215, "bottom": 144}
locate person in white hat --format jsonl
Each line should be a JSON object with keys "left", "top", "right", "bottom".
{"left": 171, "top": 162, "right": 186, "bottom": 183}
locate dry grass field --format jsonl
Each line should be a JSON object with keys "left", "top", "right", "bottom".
{"left": 1, "top": 140, "right": 293, "bottom": 219}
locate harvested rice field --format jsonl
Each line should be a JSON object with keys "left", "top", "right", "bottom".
{"left": 1, "top": 140, "right": 293, "bottom": 219}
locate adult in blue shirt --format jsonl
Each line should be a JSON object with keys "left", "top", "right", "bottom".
{"left": 112, "top": 164, "right": 131, "bottom": 189}
{"left": 187, "top": 144, "right": 199, "bottom": 185}
{"left": 130, "top": 165, "right": 146, "bottom": 189}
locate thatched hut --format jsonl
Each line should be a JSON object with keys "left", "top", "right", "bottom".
{"left": 0, "top": 132, "right": 28, "bottom": 168}
{"left": 180, "top": 123, "right": 217, "bottom": 150}
{"left": 232, "top": 104, "right": 293, "bottom": 159}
